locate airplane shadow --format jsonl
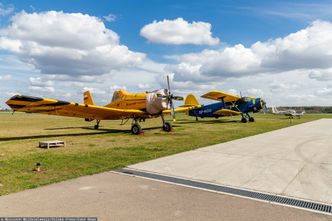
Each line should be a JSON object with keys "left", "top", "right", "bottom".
{"left": 0, "top": 125, "right": 182, "bottom": 142}
{"left": 176, "top": 119, "right": 239, "bottom": 125}
{"left": 0, "top": 130, "right": 122, "bottom": 142}
{"left": 44, "top": 126, "right": 87, "bottom": 130}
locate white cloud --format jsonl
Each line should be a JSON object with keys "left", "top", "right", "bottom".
{"left": 110, "top": 84, "right": 127, "bottom": 91}
{"left": 28, "top": 76, "right": 54, "bottom": 92}
{"left": 0, "top": 74, "right": 11, "bottom": 80}
{"left": 28, "top": 85, "right": 54, "bottom": 92}
{"left": 138, "top": 83, "right": 150, "bottom": 89}
{"left": 140, "top": 18, "right": 219, "bottom": 45}
{"left": 0, "top": 11, "right": 145, "bottom": 76}
{"left": 168, "top": 20, "right": 332, "bottom": 82}
{"left": 316, "top": 85, "right": 332, "bottom": 96}
{"left": 29, "top": 76, "right": 53, "bottom": 87}
{"left": 0, "top": 3, "right": 14, "bottom": 16}
{"left": 28, "top": 76, "right": 54, "bottom": 93}
{"left": 309, "top": 68, "right": 332, "bottom": 81}
{"left": 103, "top": 13, "right": 117, "bottom": 22}
{"left": 246, "top": 88, "right": 264, "bottom": 97}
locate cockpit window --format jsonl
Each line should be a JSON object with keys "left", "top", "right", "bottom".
{"left": 112, "top": 91, "right": 121, "bottom": 102}
{"left": 240, "top": 97, "right": 251, "bottom": 102}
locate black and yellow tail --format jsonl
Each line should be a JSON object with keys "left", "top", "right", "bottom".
{"left": 182, "top": 94, "right": 200, "bottom": 107}
{"left": 83, "top": 91, "right": 94, "bottom": 105}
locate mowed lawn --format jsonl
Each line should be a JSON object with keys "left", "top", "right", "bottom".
{"left": 0, "top": 112, "right": 331, "bottom": 195}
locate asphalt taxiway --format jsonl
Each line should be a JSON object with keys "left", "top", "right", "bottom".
{"left": 0, "top": 171, "right": 330, "bottom": 221}
{"left": 129, "top": 119, "right": 332, "bottom": 204}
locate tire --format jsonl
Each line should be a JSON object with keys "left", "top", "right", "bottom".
{"left": 131, "top": 124, "right": 142, "bottom": 135}
{"left": 162, "top": 122, "right": 172, "bottom": 132}
{"left": 94, "top": 124, "right": 99, "bottom": 129}
{"left": 241, "top": 118, "right": 247, "bottom": 123}
{"left": 249, "top": 117, "right": 255, "bottom": 122}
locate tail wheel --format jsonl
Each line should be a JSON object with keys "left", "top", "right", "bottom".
{"left": 162, "top": 122, "right": 172, "bottom": 132}
{"left": 131, "top": 124, "right": 142, "bottom": 135}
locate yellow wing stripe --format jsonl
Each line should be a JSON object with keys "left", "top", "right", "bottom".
{"left": 213, "top": 109, "right": 241, "bottom": 116}
{"left": 163, "top": 105, "right": 201, "bottom": 114}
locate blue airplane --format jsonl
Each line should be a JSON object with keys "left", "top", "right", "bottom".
{"left": 182, "top": 90, "right": 266, "bottom": 123}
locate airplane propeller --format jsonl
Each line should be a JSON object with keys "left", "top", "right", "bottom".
{"left": 166, "top": 75, "right": 183, "bottom": 121}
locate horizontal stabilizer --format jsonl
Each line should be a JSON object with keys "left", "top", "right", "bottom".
{"left": 213, "top": 109, "right": 241, "bottom": 116}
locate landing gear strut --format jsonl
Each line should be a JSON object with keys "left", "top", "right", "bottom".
{"left": 131, "top": 119, "right": 143, "bottom": 135}
{"left": 241, "top": 113, "right": 255, "bottom": 123}
{"left": 94, "top": 120, "right": 101, "bottom": 129}
{"left": 161, "top": 115, "right": 172, "bottom": 132}
{"left": 247, "top": 113, "right": 255, "bottom": 122}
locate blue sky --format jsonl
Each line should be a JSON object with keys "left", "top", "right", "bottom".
{"left": 0, "top": 0, "right": 332, "bottom": 107}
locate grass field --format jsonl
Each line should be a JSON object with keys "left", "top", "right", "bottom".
{"left": 0, "top": 112, "right": 331, "bottom": 195}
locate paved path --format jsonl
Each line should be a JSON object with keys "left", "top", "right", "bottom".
{"left": 0, "top": 172, "right": 330, "bottom": 221}
{"left": 130, "top": 119, "right": 332, "bottom": 204}
{"left": 0, "top": 119, "right": 331, "bottom": 220}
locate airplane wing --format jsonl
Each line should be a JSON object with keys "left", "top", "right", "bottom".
{"left": 162, "top": 105, "right": 201, "bottom": 114}
{"left": 6, "top": 95, "right": 147, "bottom": 120}
{"left": 213, "top": 109, "right": 242, "bottom": 116}
{"left": 201, "top": 90, "right": 240, "bottom": 102}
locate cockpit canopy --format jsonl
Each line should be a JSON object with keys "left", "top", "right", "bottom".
{"left": 111, "top": 89, "right": 129, "bottom": 102}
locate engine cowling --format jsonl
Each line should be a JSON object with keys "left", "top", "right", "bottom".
{"left": 146, "top": 89, "right": 170, "bottom": 115}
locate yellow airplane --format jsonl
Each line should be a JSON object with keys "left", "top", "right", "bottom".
{"left": 6, "top": 77, "right": 199, "bottom": 135}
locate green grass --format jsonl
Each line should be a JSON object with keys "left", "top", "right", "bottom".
{"left": 0, "top": 112, "right": 331, "bottom": 195}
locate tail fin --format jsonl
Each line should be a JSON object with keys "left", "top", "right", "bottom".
{"left": 83, "top": 91, "right": 94, "bottom": 105}
{"left": 182, "top": 94, "right": 200, "bottom": 107}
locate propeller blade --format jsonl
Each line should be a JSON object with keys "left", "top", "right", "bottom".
{"left": 170, "top": 99, "right": 175, "bottom": 121}
{"left": 166, "top": 75, "right": 171, "bottom": 93}
{"left": 166, "top": 75, "right": 176, "bottom": 121}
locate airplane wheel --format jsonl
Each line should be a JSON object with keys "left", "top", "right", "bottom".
{"left": 94, "top": 125, "right": 99, "bottom": 129}
{"left": 162, "top": 122, "right": 172, "bottom": 132}
{"left": 249, "top": 117, "right": 255, "bottom": 122}
{"left": 131, "top": 124, "right": 142, "bottom": 135}
{"left": 241, "top": 118, "right": 247, "bottom": 123}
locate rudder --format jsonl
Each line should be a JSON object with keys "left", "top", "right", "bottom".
{"left": 83, "top": 91, "right": 95, "bottom": 105}
{"left": 183, "top": 94, "right": 200, "bottom": 107}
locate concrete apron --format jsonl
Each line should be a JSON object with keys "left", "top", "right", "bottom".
{"left": 129, "top": 119, "right": 332, "bottom": 204}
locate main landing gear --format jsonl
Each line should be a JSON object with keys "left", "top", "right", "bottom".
{"left": 131, "top": 123, "right": 142, "bottom": 135}
{"left": 94, "top": 120, "right": 101, "bottom": 129}
{"left": 131, "top": 119, "right": 143, "bottom": 135}
{"left": 130, "top": 116, "right": 172, "bottom": 135}
{"left": 161, "top": 115, "right": 172, "bottom": 132}
{"left": 241, "top": 113, "right": 255, "bottom": 123}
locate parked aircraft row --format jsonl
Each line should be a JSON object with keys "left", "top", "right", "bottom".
{"left": 5, "top": 76, "right": 304, "bottom": 135}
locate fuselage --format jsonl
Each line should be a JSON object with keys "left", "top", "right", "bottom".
{"left": 105, "top": 89, "right": 171, "bottom": 115}
{"left": 189, "top": 98, "right": 264, "bottom": 118}
{"left": 106, "top": 90, "right": 147, "bottom": 110}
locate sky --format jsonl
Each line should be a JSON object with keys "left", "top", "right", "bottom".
{"left": 0, "top": 0, "right": 332, "bottom": 108}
